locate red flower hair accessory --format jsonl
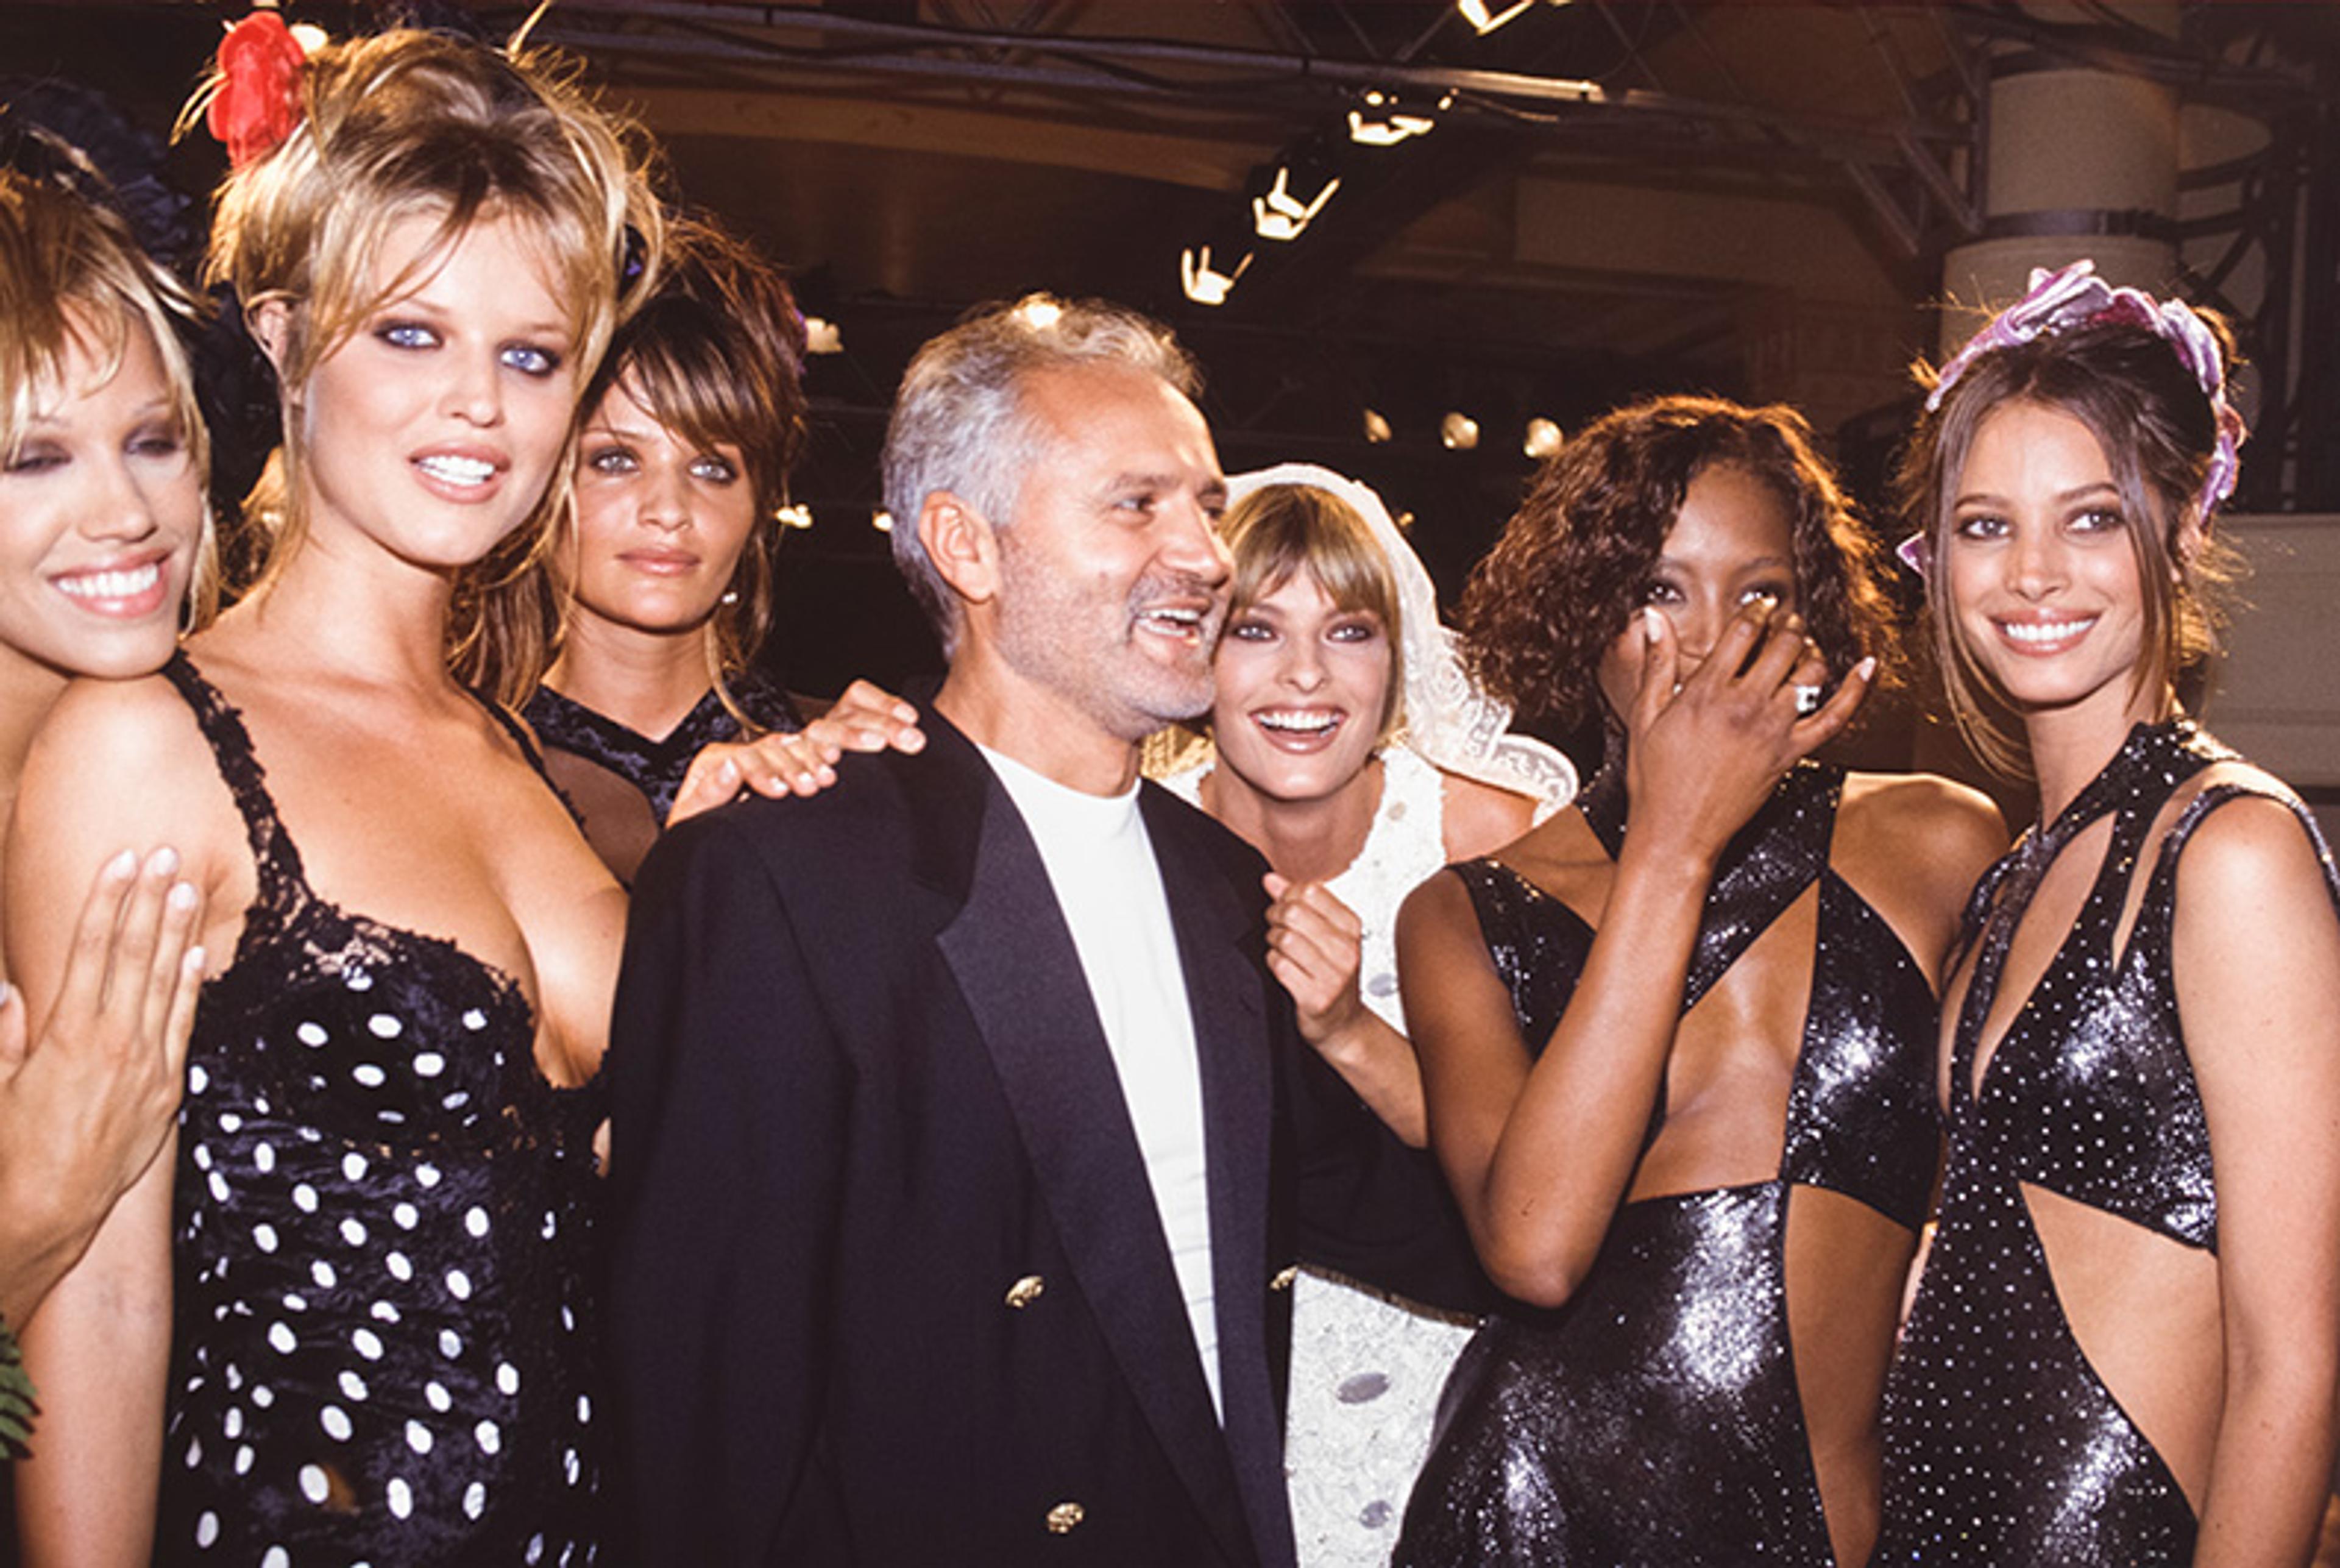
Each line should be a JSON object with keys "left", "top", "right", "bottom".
{"left": 207, "top": 10, "right": 309, "bottom": 169}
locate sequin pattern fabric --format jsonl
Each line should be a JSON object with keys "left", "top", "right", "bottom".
{"left": 1873, "top": 721, "right": 2339, "bottom": 1566}
{"left": 157, "top": 655, "right": 607, "bottom": 1566}
{"left": 1395, "top": 761, "right": 1938, "bottom": 1567}
{"left": 523, "top": 671, "right": 802, "bottom": 825}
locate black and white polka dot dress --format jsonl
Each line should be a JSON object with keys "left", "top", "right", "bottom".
{"left": 155, "top": 655, "right": 606, "bottom": 1567}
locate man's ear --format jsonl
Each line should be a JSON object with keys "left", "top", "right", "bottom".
{"left": 920, "top": 492, "right": 1001, "bottom": 609}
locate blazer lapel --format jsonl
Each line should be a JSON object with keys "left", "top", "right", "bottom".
{"left": 935, "top": 765, "right": 1260, "bottom": 1568}
{"left": 1146, "top": 789, "right": 1294, "bottom": 1568}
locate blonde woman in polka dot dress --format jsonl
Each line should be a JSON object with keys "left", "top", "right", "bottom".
{"left": 13, "top": 27, "right": 658, "bottom": 1566}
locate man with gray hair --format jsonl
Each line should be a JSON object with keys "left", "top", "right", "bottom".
{"left": 608, "top": 296, "right": 1330, "bottom": 1566}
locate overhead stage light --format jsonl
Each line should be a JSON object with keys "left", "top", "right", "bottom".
{"left": 1362, "top": 409, "right": 1394, "bottom": 444}
{"left": 775, "top": 504, "right": 814, "bottom": 531}
{"left": 1458, "top": 0, "right": 1536, "bottom": 35}
{"left": 871, "top": 510, "right": 895, "bottom": 534}
{"left": 1524, "top": 417, "right": 1564, "bottom": 459}
{"left": 1440, "top": 412, "right": 1481, "bottom": 452}
{"left": 1348, "top": 90, "right": 1438, "bottom": 147}
{"left": 803, "top": 316, "right": 844, "bottom": 355}
{"left": 1015, "top": 298, "right": 1064, "bottom": 330}
{"left": 1180, "top": 244, "right": 1252, "bottom": 307}
{"left": 1252, "top": 166, "right": 1341, "bottom": 243}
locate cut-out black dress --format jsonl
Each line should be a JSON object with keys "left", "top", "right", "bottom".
{"left": 1871, "top": 721, "right": 2340, "bottom": 1566}
{"left": 522, "top": 671, "right": 801, "bottom": 826}
{"left": 1395, "top": 760, "right": 1938, "bottom": 1568}
{"left": 154, "top": 654, "right": 606, "bottom": 1567}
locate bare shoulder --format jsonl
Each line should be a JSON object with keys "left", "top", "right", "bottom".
{"left": 1397, "top": 861, "right": 1484, "bottom": 949}
{"left": 1438, "top": 770, "right": 1541, "bottom": 862}
{"left": 1840, "top": 770, "right": 2007, "bottom": 895}
{"left": 2171, "top": 774, "right": 2333, "bottom": 911}
{"left": 7, "top": 672, "right": 244, "bottom": 965}
{"left": 1834, "top": 770, "right": 2008, "bottom": 979}
{"left": 20, "top": 673, "right": 219, "bottom": 828}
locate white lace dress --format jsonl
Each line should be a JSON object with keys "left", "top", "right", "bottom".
{"left": 1158, "top": 743, "right": 1477, "bottom": 1568}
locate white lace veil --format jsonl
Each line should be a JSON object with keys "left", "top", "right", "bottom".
{"left": 1221, "top": 463, "right": 1578, "bottom": 817}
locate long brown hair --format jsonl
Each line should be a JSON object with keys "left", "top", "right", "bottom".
{"left": 466, "top": 216, "right": 807, "bottom": 710}
{"left": 1894, "top": 316, "right": 2242, "bottom": 778}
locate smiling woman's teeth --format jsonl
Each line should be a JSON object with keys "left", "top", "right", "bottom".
{"left": 1257, "top": 710, "right": 1338, "bottom": 734}
{"left": 57, "top": 562, "right": 161, "bottom": 600}
{"left": 417, "top": 455, "right": 495, "bottom": 486}
{"left": 2001, "top": 617, "right": 2095, "bottom": 644}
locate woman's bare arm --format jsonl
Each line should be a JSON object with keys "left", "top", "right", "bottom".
{"left": 1402, "top": 605, "right": 1869, "bottom": 1305}
{"left": 0, "top": 849, "right": 205, "bottom": 1330}
{"left": 7, "top": 679, "right": 232, "bottom": 1566}
{"left": 2178, "top": 793, "right": 2340, "bottom": 1567}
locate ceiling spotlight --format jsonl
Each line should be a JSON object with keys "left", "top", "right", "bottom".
{"left": 803, "top": 316, "right": 844, "bottom": 355}
{"left": 1458, "top": 0, "right": 1537, "bottom": 35}
{"left": 775, "top": 503, "right": 814, "bottom": 531}
{"left": 1439, "top": 411, "right": 1481, "bottom": 451}
{"left": 871, "top": 510, "right": 895, "bottom": 534}
{"left": 1349, "top": 90, "right": 1436, "bottom": 147}
{"left": 1524, "top": 417, "right": 1564, "bottom": 459}
{"left": 288, "top": 21, "right": 330, "bottom": 54}
{"left": 1252, "top": 166, "right": 1341, "bottom": 242}
{"left": 1363, "top": 408, "right": 1393, "bottom": 444}
{"left": 1180, "top": 244, "right": 1252, "bottom": 307}
{"left": 1015, "top": 297, "right": 1065, "bottom": 330}
{"left": 1395, "top": 511, "right": 1417, "bottom": 533}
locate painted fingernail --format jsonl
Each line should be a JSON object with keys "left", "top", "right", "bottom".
{"left": 145, "top": 846, "right": 180, "bottom": 878}
{"left": 1857, "top": 656, "right": 1878, "bottom": 679}
{"left": 169, "top": 881, "right": 200, "bottom": 912}
{"left": 1644, "top": 607, "right": 1662, "bottom": 643}
{"left": 105, "top": 848, "right": 139, "bottom": 879}
{"left": 186, "top": 946, "right": 207, "bottom": 973}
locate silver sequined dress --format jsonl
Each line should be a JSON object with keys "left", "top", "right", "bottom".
{"left": 1873, "top": 720, "right": 2340, "bottom": 1565}
{"left": 1395, "top": 759, "right": 1939, "bottom": 1568}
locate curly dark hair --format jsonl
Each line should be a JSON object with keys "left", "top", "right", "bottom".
{"left": 1458, "top": 394, "right": 1901, "bottom": 731}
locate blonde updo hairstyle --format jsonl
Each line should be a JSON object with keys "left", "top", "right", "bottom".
{"left": 202, "top": 27, "right": 660, "bottom": 608}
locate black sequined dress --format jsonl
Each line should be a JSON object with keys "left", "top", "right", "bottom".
{"left": 1871, "top": 720, "right": 2340, "bottom": 1566}
{"left": 1395, "top": 759, "right": 1939, "bottom": 1568}
{"left": 522, "top": 670, "right": 801, "bottom": 826}
{"left": 154, "top": 654, "right": 607, "bottom": 1567}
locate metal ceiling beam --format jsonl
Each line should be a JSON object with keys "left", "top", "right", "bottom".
{"left": 507, "top": 0, "right": 1970, "bottom": 157}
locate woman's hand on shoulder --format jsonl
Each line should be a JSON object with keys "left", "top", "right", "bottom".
{"left": 0, "top": 848, "right": 205, "bottom": 1327}
{"left": 1623, "top": 602, "right": 1874, "bottom": 870}
{"left": 669, "top": 680, "right": 924, "bottom": 824}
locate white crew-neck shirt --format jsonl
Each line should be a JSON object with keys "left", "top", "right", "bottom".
{"left": 977, "top": 743, "right": 1221, "bottom": 1421}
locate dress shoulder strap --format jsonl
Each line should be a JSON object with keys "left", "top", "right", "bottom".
{"left": 2135, "top": 778, "right": 2340, "bottom": 948}
{"left": 469, "top": 687, "right": 584, "bottom": 830}
{"left": 159, "top": 651, "right": 308, "bottom": 899}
